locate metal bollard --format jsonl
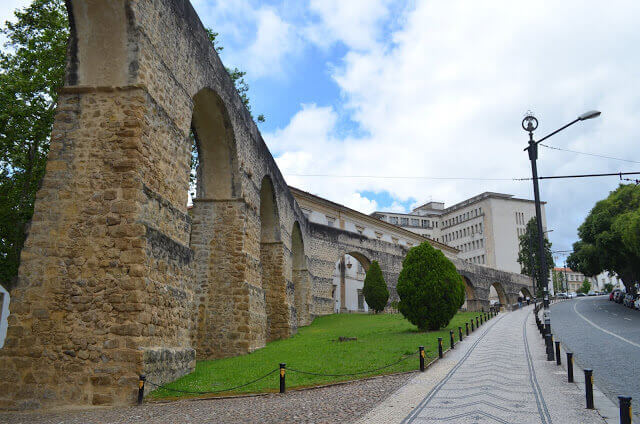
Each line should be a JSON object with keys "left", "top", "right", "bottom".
{"left": 476, "top": 316, "right": 479, "bottom": 328}
{"left": 567, "top": 352, "right": 574, "bottom": 382}
{"left": 137, "top": 375, "right": 146, "bottom": 405}
{"left": 544, "top": 317, "right": 551, "bottom": 336}
{"left": 618, "top": 396, "right": 632, "bottom": 424}
{"left": 465, "top": 322, "right": 469, "bottom": 336}
{"left": 545, "top": 334, "right": 554, "bottom": 361}
{"left": 279, "top": 363, "right": 286, "bottom": 394}
{"left": 555, "top": 341, "right": 561, "bottom": 365}
{"left": 450, "top": 330, "right": 455, "bottom": 349}
{"left": 584, "top": 369, "right": 594, "bottom": 409}
{"left": 438, "top": 337, "right": 443, "bottom": 358}
{"left": 419, "top": 346, "right": 425, "bottom": 372}
{"left": 471, "top": 319, "right": 475, "bottom": 332}
{"left": 459, "top": 326, "right": 463, "bottom": 341}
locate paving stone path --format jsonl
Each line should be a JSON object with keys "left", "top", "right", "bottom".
{"left": 361, "top": 306, "right": 609, "bottom": 424}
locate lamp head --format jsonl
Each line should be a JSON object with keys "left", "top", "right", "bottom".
{"left": 578, "top": 110, "right": 601, "bottom": 121}
{"left": 522, "top": 112, "right": 538, "bottom": 132}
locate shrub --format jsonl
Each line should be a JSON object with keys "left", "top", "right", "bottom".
{"left": 362, "top": 260, "right": 389, "bottom": 313}
{"left": 396, "top": 242, "right": 465, "bottom": 331}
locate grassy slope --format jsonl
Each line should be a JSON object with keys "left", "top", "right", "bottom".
{"left": 149, "top": 311, "right": 482, "bottom": 399}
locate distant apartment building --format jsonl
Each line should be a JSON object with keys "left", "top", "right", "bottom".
{"left": 549, "top": 267, "right": 596, "bottom": 293}
{"left": 371, "top": 192, "right": 546, "bottom": 274}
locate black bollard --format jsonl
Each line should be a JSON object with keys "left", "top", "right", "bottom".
{"left": 459, "top": 326, "right": 463, "bottom": 341}
{"left": 555, "top": 341, "right": 561, "bottom": 365}
{"left": 584, "top": 369, "right": 594, "bottom": 409}
{"left": 450, "top": 330, "right": 455, "bottom": 349}
{"left": 567, "top": 352, "right": 574, "bottom": 383}
{"left": 438, "top": 337, "right": 443, "bottom": 358}
{"left": 545, "top": 334, "right": 554, "bottom": 361}
{"left": 419, "top": 346, "right": 425, "bottom": 372}
{"left": 137, "top": 375, "right": 146, "bottom": 405}
{"left": 544, "top": 317, "right": 551, "bottom": 336}
{"left": 618, "top": 396, "right": 632, "bottom": 424}
{"left": 279, "top": 363, "right": 286, "bottom": 394}
{"left": 465, "top": 322, "right": 469, "bottom": 336}
{"left": 471, "top": 319, "right": 475, "bottom": 332}
{"left": 476, "top": 316, "right": 479, "bottom": 328}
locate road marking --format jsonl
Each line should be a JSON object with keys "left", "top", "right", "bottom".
{"left": 573, "top": 300, "right": 640, "bottom": 349}
{"left": 624, "top": 318, "right": 632, "bottom": 321}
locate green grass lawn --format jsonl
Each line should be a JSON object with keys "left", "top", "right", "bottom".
{"left": 149, "top": 311, "right": 482, "bottom": 400}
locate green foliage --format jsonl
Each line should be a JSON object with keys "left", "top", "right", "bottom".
{"left": 0, "top": 0, "right": 68, "bottom": 290}
{"left": 517, "top": 218, "right": 554, "bottom": 285}
{"left": 362, "top": 260, "right": 389, "bottom": 313}
{"left": 149, "top": 311, "right": 478, "bottom": 399}
{"left": 604, "top": 283, "right": 614, "bottom": 293}
{"left": 206, "top": 30, "right": 265, "bottom": 123}
{"left": 578, "top": 279, "right": 591, "bottom": 294}
{"left": 567, "top": 184, "right": 640, "bottom": 292}
{"left": 551, "top": 270, "right": 565, "bottom": 293}
{"left": 396, "top": 242, "right": 465, "bottom": 331}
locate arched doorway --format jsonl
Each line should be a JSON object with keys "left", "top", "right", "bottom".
{"left": 489, "top": 282, "right": 508, "bottom": 310}
{"left": 188, "top": 88, "right": 243, "bottom": 359}
{"left": 519, "top": 287, "right": 533, "bottom": 306}
{"left": 461, "top": 277, "right": 477, "bottom": 311}
{"left": 333, "top": 252, "right": 372, "bottom": 313}
{"left": 291, "top": 222, "right": 311, "bottom": 327}
{"left": 260, "top": 176, "right": 288, "bottom": 341}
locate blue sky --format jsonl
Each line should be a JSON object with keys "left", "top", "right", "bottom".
{"left": 3, "top": 0, "right": 640, "bottom": 262}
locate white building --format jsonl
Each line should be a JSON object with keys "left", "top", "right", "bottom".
{"left": 372, "top": 192, "right": 546, "bottom": 274}
{"left": 0, "top": 285, "right": 9, "bottom": 348}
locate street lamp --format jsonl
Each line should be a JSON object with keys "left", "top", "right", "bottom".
{"left": 522, "top": 110, "right": 600, "bottom": 309}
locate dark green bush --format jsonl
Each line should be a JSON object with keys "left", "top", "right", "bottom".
{"left": 362, "top": 260, "right": 389, "bottom": 313}
{"left": 397, "top": 242, "right": 465, "bottom": 330}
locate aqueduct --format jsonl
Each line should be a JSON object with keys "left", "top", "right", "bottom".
{"left": 0, "top": 0, "right": 532, "bottom": 410}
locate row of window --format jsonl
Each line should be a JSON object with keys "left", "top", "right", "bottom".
{"left": 515, "top": 211, "right": 527, "bottom": 225}
{"left": 466, "top": 255, "right": 486, "bottom": 265}
{"left": 443, "top": 207, "right": 482, "bottom": 228}
{"left": 516, "top": 227, "right": 526, "bottom": 237}
{"left": 456, "top": 239, "right": 484, "bottom": 253}
{"left": 385, "top": 215, "right": 434, "bottom": 229}
{"left": 443, "top": 223, "right": 483, "bottom": 243}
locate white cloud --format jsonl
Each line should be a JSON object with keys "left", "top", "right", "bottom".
{"left": 266, "top": 0, "right": 640, "bottom": 253}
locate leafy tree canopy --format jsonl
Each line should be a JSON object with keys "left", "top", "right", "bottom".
{"left": 517, "top": 218, "right": 554, "bottom": 285}
{"left": 567, "top": 184, "right": 640, "bottom": 292}
{"left": 362, "top": 260, "right": 389, "bottom": 313}
{"left": 396, "top": 242, "right": 465, "bottom": 331}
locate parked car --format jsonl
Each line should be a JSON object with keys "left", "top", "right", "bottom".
{"left": 568, "top": 292, "right": 577, "bottom": 299}
{"left": 577, "top": 292, "right": 586, "bottom": 297}
{"left": 624, "top": 294, "right": 638, "bottom": 308}
{"left": 587, "top": 290, "right": 597, "bottom": 296}
{"left": 557, "top": 292, "right": 568, "bottom": 299}
{"left": 634, "top": 296, "right": 640, "bottom": 310}
{"left": 615, "top": 291, "right": 626, "bottom": 304}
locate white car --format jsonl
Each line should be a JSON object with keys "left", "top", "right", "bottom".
{"left": 568, "top": 292, "right": 577, "bottom": 299}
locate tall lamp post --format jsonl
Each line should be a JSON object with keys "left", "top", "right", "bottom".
{"left": 522, "top": 110, "right": 600, "bottom": 309}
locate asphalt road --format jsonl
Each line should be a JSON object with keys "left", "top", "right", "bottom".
{"left": 551, "top": 296, "right": 640, "bottom": 417}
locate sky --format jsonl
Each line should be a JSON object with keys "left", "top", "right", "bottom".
{"left": 4, "top": 0, "right": 640, "bottom": 262}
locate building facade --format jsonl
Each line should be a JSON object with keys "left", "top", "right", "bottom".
{"left": 549, "top": 267, "right": 597, "bottom": 293}
{"left": 372, "top": 192, "right": 546, "bottom": 274}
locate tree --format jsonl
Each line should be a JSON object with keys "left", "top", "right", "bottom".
{"left": 0, "top": 0, "right": 68, "bottom": 291}
{"left": 578, "top": 279, "right": 591, "bottom": 294}
{"left": 362, "top": 260, "right": 389, "bottom": 313}
{"left": 396, "top": 242, "right": 465, "bottom": 331}
{"left": 551, "top": 269, "right": 565, "bottom": 293}
{"left": 517, "top": 218, "right": 554, "bottom": 292}
{"left": 567, "top": 184, "right": 640, "bottom": 293}
{"left": 604, "top": 283, "right": 614, "bottom": 293}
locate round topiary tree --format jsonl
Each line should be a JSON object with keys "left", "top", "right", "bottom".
{"left": 362, "top": 260, "right": 389, "bottom": 313}
{"left": 397, "top": 242, "right": 465, "bottom": 331}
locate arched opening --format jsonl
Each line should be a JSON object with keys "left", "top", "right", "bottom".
{"left": 519, "top": 287, "right": 533, "bottom": 306}
{"left": 291, "top": 222, "right": 311, "bottom": 327}
{"left": 188, "top": 88, "right": 243, "bottom": 359}
{"left": 332, "top": 252, "right": 372, "bottom": 313}
{"left": 260, "top": 176, "right": 288, "bottom": 341}
{"left": 489, "top": 282, "right": 508, "bottom": 310}
{"left": 461, "top": 276, "right": 476, "bottom": 311}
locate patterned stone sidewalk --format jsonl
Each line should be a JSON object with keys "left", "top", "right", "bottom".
{"left": 359, "top": 307, "right": 608, "bottom": 424}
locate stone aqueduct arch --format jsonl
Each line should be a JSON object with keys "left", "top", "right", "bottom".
{"left": 0, "top": 0, "right": 533, "bottom": 410}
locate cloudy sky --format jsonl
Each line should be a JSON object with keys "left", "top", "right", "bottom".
{"left": 4, "top": 0, "right": 640, "bottom": 261}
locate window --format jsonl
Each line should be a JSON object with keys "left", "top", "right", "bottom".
{"left": 400, "top": 217, "right": 409, "bottom": 226}
{"left": 422, "top": 219, "right": 429, "bottom": 228}
{"left": 378, "top": 215, "right": 387, "bottom": 221}
{"left": 326, "top": 216, "right": 336, "bottom": 226}
{"left": 411, "top": 218, "right": 420, "bottom": 227}
{"left": 357, "top": 289, "right": 364, "bottom": 310}
{"left": 390, "top": 216, "right": 398, "bottom": 225}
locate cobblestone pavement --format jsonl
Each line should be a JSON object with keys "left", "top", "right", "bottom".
{"left": 0, "top": 372, "right": 413, "bottom": 424}
{"left": 362, "top": 306, "right": 608, "bottom": 424}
